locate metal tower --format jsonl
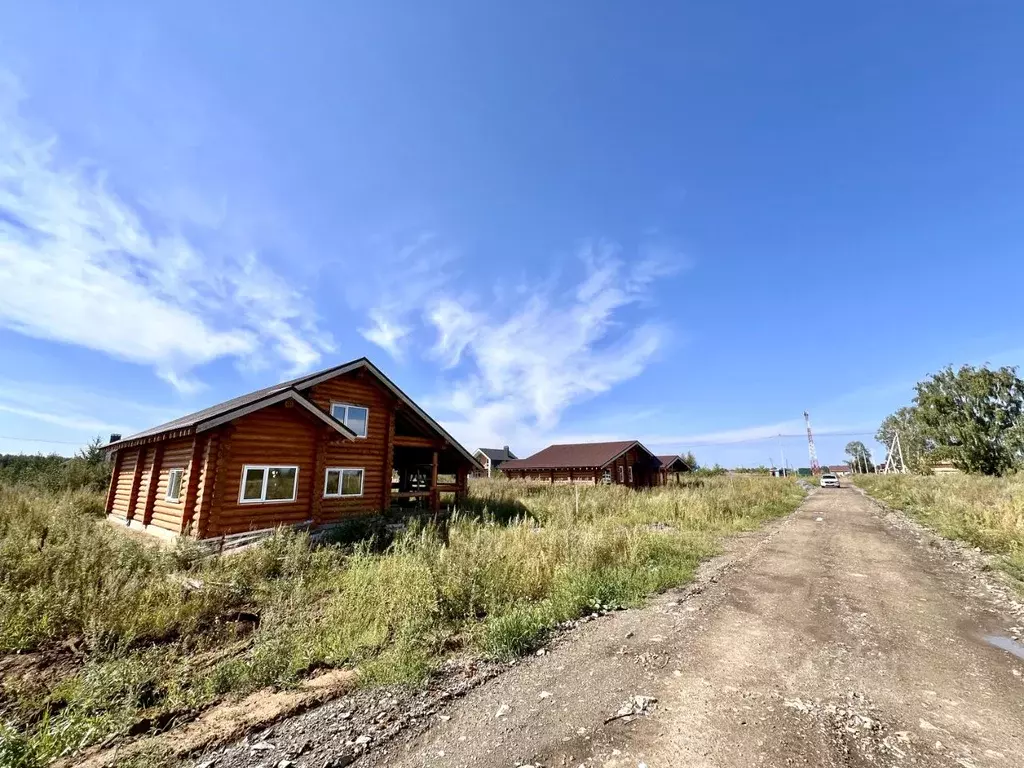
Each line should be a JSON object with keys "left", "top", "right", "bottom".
{"left": 882, "top": 433, "right": 908, "bottom": 474}
{"left": 804, "top": 411, "right": 821, "bottom": 475}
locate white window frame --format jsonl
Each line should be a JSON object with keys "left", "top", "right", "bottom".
{"left": 618, "top": 465, "right": 624, "bottom": 483}
{"left": 165, "top": 468, "right": 184, "bottom": 502}
{"left": 239, "top": 465, "right": 300, "bottom": 504}
{"left": 330, "top": 402, "right": 369, "bottom": 438}
{"left": 602, "top": 469, "right": 612, "bottom": 484}
{"left": 323, "top": 467, "right": 365, "bottom": 498}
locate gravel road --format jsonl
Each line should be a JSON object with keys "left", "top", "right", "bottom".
{"left": 196, "top": 486, "right": 1024, "bottom": 768}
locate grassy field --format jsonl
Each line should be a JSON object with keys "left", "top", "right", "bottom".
{"left": 854, "top": 474, "right": 1024, "bottom": 586}
{"left": 0, "top": 476, "right": 804, "bottom": 767}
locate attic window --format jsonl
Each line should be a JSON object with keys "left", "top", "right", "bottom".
{"left": 330, "top": 403, "right": 368, "bottom": 438}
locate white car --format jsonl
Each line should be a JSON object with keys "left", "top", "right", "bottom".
{"left": 820, "top": 473, "right": 841, "bottom": 488}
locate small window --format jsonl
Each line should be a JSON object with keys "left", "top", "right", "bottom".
{"left": 239, "top": 465, "right": 299, "bottom": 503}
{"left": 324, "top": 467, "right": 364, "bottom": 498}
{"left": 166, "top": 468, "right": 184, "bottom": 502}
{"left": 617, "top": 465, "right": 624, "bottom": 483}
{"left": 602, "top": 469, "right": 612, "bottom": 484}
{"left": 628, "top": 465, "right": 634, "bottom": 484}
{"left": 330, "top": 403, "right": 368, "bottom": 438}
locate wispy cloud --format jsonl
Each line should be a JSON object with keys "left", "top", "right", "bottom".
{"left": 362, "top": 239, "right": 679, "bottom": 452}
{"left": 0, "top": 73, "right": 333, "bottom": 391}
{"left": 356, "top": 233, "right": 457, "bottom": 360}
{"left": 0, "top": 378, "right": 178, "bottom": 436}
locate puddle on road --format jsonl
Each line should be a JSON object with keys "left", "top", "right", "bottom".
{"left": 984, "top": 635, "right": 1024, "bottom": 661}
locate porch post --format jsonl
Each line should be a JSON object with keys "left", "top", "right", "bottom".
{"left": 312, "top": 433, "right": 327, "bottom": 526}
{"left": 430, "top": 448, "right": 439, "bottom": 512}
{"left": 455, "top": 465, "right": 468, "bottom": 508}
{"left": 382, "top": 405, "right": 396, "bottom": 512}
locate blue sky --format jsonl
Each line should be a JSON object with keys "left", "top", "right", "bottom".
{"left": 1, "top": 1, "right": 1022, "bottom": 468}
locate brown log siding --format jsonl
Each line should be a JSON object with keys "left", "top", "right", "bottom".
{"left": 212, "top": 404, "right": 319, "bottom": 535}
{"left": 109, "top": 449, "right": 139, "bottom": 517}
{"left": 147, "top": 437, "right": 194, "bottom": 533}
{"left": 305, "top": 372, "right": 396, "bottom": 521}
{"left": 130, "top": 448, "right": 157, "bottom": 520}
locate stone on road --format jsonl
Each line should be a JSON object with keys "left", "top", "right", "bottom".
{"left": 368, "top": 487, "right": 1024, "bottom": 768}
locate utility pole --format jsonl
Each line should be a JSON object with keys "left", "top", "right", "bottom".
{"left": 804, "top": 411, "right": 821, "bottom": 475}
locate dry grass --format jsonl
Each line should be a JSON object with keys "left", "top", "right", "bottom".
{"left": 854, "top": 474, "right": 1024, "bottom": 586}
{"left": 0, "top": 475, "right": 804, "bottom": 766}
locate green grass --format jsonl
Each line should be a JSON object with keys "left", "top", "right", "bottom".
{"left": 854, "top": 473, "right": 1024, "bottom": 586}
{"left": 0, "top": 475, "right": 805, "bottom": 767}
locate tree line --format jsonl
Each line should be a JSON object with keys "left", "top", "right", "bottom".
{"left": 875, "top": 364, "right": 1024, "bottom": 476}
{"left": 0, "top": 437, "right": 112, "bottom": 492}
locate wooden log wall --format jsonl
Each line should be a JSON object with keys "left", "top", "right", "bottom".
{"left": 190, "top": 434, "right": 218, "bottom": 538}
{"left": 211, "top": 404, "right": 318, "bottom": 535}
{"left": 305, "top": 371, "right": 397, "bottom": 522}
{"left": 146, "top": 437, "right": 193, "bottom": 533}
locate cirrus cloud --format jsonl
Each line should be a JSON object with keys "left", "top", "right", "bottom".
{"left": 0, "top": 74, "right": 333, "bottom": 392}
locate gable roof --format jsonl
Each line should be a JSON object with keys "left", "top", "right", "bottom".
{"left": 500, "top": 440, "right": 658, "bottom": 471}
{"left": 477, "top": 447, "right": 518, "bottom": 462}
{"left": 107, "top": 357, "right": 482, "bottom": 468}
{"left": 656, "top": 455, "right": 691, "bottom": 471}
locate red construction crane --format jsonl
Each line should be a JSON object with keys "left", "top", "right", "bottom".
{"left": 804, "top": 411, "right": 821, "bottom": 475}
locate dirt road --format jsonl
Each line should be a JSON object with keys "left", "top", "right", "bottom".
{"left": 196, "top": 487, "right": 1024, "bottom": 768}
{"left": 353, "top": 486, "right": 1024, "bottom": 768}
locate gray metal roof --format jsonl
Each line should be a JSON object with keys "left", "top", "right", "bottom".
{"left": 477, "top": 447, "right": 518, "bottom": 462}
{"left": 107, "top": 357, "right": 482, "bottom": 469}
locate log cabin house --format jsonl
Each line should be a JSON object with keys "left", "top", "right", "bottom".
{"left": 472, "top": 446, "right": 518, "bottom": 477}
{"left": 500, "top": 441, "right": 663, "bottom": 487}
{"left": 103, "top": 358, "right": 481, "bottom": 540}
{"left": 656, "top": 454, "right": 693, "bottom": 484}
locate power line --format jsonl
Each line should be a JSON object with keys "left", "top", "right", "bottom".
{"left": 0, "top": 435, "right": 86, "bottom": 445}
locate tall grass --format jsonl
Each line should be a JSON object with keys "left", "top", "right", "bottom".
{"left": 0, "top": 476, "right": 804, "bottom": 766}
{"left": 855, "top": 474, "right": 1024, "bottom": 585}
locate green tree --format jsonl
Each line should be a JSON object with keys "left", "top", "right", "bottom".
{"left": 844, "top": 440, "right": 874, "bottom": 473}
{"left": 681, "top": 451, "right": 698, "bottom": 470}
{"left": 913, "top": 364, "right": 1024, "bottom": 475}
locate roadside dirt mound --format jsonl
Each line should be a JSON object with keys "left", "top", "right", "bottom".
{"left": 67, "top": 669, "right": 356, "bottom": 768}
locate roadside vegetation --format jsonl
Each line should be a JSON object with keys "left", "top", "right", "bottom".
{"left": 876, "top": 364, "right": 1024, "bottom": 475}
{"left": 854, "top": 473, "right": 1024, "bottom": 587}
{"left": 0, "top": 474, "right": 803, "bottom": 767}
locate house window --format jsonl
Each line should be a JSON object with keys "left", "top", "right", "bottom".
{"left": 166, "top": 468, "right": 184, "bottom": 502}
{"left": 618, "top": 465, "right": 624, "bottom": 483}
{"left": 602, "top": 469, "right": 612, "bottom": 484}
{"left": 330, "top": 403, "right": 368, "bottom": 438}
{"left": 240, "top": 465, "right": 299, "bottom": 503}
{"left": 628, "top": 466, "right": 634, "bottom": 484}
{"left": 324, "top": 467, "right": 364, "bottom": 498}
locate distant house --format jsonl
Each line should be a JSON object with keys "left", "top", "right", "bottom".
{"left": 826, "top": 464, "right": 853, "bottom": 476}
{"left": 930, "top": 460, "right": 962, "bottom": 475}
{"left": 473, "top": 446, "right": 518, "bottom": 477}
{"left": 656, "top": 455, "right": 692, "bottom": 484}
{"left": 501, "top": 441, "right": 662, "bottom": 487}
{"left": 103, "top": 358, "right": 480, "bottom": 541}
